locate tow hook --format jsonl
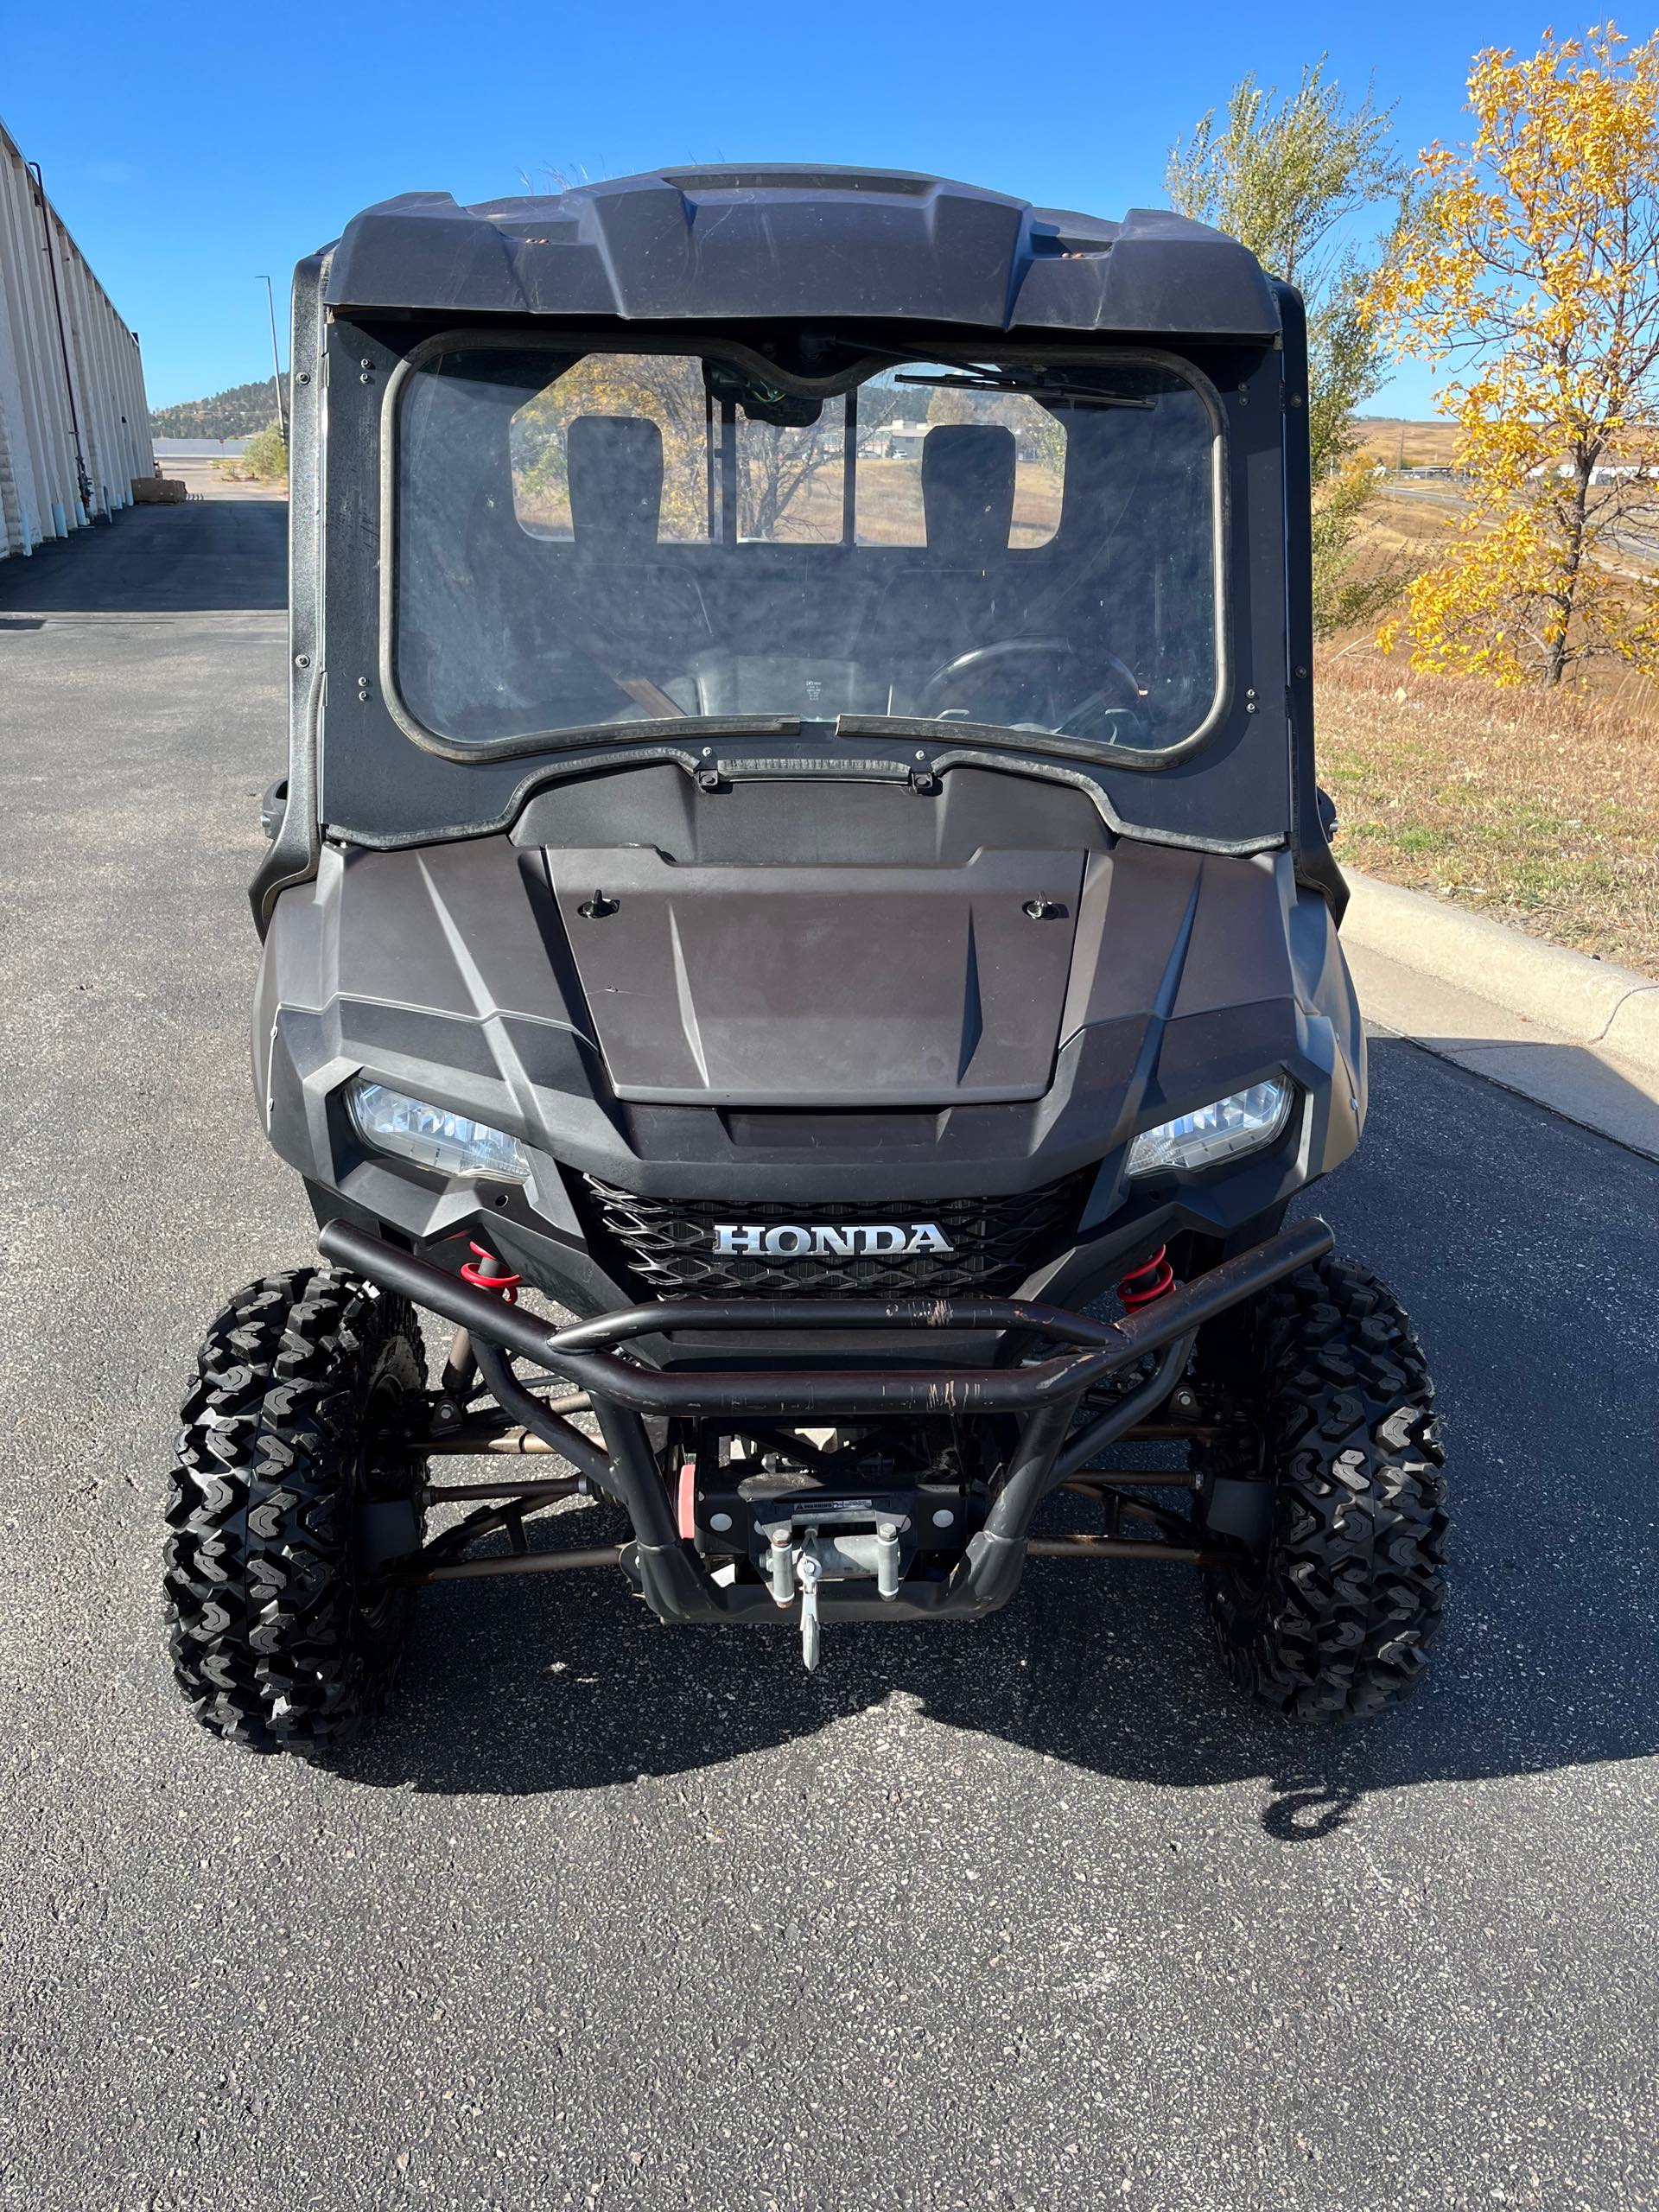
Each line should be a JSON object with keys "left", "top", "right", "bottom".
{"left": 757, "top": 1510, "right": 909, "bottom": 1670}
{"left": 798, "top": 1551, "right": 823, "bottom": 1671}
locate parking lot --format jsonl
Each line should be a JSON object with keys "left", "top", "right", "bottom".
{"left": 2, "top": 496, "right": 1657, "bottom": 2210}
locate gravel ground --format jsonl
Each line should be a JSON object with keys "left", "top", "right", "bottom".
{"left": 1, "top": 502, "right": 1656, "bottom": 2211}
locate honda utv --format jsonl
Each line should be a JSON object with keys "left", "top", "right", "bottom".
{"left": 165, "top": 168, "right": 1447, "bottom": 1754}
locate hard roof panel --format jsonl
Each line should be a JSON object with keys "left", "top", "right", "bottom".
{"left": 321, "top": 166, "right": 1281, "bottom": 338}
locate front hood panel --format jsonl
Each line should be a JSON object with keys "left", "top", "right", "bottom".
{"left": 546, "top": 846, "right": 1084, "bottom": 1106}
{"left": 253, "top": 790, "right": 1363, "bottom": 1228}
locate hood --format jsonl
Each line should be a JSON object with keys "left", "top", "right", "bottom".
{"left": 545, "top": 845, "right": 1086, "bottom": 1108}
{"left": 255, "top": 809, "right": 1362, "bottom": 1220}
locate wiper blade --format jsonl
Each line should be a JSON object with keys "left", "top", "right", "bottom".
{"left": 892, "top": 371, "right": 1155, "bottom": 410}
{"left": 456, "top": 712, "right": 807, "bottom": 757}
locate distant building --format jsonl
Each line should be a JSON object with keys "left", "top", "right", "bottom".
{"left": 0, "top": 115, "right": 155, "bottom": 558}
{"left": 153, "top": 437, "right": 251, "bottom": 459}
{"left": 867, "top": 421, "right": 931, "bottom": 461}
{"left": 1524, "top": 457, "right": 1659, "bottom": 482}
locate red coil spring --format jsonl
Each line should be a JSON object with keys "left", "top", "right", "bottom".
{"left": 1117, "top": 1244, "right": 1175, "bottom": 1312}
{"left": 461, "top": 1241, "right": 521, "bottom": 1303}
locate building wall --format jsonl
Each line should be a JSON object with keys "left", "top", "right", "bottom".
{"left": 0, "top": 117, "right": 155, "bottom": 558}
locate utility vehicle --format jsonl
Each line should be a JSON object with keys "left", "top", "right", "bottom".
{"left": 165, "top": 168, "right": 1447, "bottom": 1753}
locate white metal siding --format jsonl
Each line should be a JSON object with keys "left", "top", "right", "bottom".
{"left": 0, "top": 115, "right": 155, "bottom": 557}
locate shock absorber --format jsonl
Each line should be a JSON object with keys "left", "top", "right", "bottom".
{"left": 441, "top": 1243, "right": 523, "bottom": 1401}
{"left": 1117, "top": 1243, "right": 1176, "bottom": 1312}
{"left": 460, "top": 1243, "right": 521, "bottom": 1303}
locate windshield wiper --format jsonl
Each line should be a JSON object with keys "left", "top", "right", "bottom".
{"left": 892, "top": 371, "right": 1155, "bottom": 410}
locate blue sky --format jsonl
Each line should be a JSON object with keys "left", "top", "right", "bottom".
{"left": 8, "top": 2, "right": 1571, "bottom": 414}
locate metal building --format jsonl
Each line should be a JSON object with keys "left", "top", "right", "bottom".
{"left": 0, "top": 115, "right": 155, "bottom": 558}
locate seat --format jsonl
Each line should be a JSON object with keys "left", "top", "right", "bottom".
{"left": 559, "top": 415, "right": 710, "bottom": 709}
{"left": 566, "top": 414, "right": 666, "bottom": 548}
{"left": 906, "top": 422, "right": 1020, "bottom": 688}
{"left": 920, "top": 423, "right": 1016, "bottom": 561}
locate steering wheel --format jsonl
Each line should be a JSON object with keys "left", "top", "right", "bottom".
{"left": 916, "top": 638, "right": 1145, "bottom": 738}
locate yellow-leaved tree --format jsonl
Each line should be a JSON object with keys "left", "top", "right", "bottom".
{"left": 512, "top": 353, "right": 710, "bottom": 537}
{"left": 1368, "top": 26, "right": 1659, "bottom": 684}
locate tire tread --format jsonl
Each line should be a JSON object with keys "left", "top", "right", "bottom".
{"left": 1203, "top": 1253, "right": 1448, "bottom": 1721}
{"left": 164, "top": 1268, "right": 423, "bottom": 1753}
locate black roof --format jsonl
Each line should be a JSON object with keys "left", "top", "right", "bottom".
{"left": 322, "top": 165, "right": 1281, "bottom": 338}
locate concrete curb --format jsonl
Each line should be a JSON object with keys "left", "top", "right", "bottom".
{"left": 1338, "top": 869, "right": 1659, "bottom": 1160}
{"left": 1341, "top": 871, "right": 1659, "bottom": 1082}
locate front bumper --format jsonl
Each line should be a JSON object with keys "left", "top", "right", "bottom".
{"left": 318, "top": 1213, "right": 1332, "bottom": 1628}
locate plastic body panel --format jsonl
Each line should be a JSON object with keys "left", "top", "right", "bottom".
{"left": 547, "top": 842, "right": 1086, "bottom": 1105}
{"left": 321, "top": 173, "right": 1282, "bottom": 339}
{"left": 250, "top": 168, "right": 1356, "bottom": 1371}
{"left": 254, "top": 758, "right": 1364, "bottom": 1346}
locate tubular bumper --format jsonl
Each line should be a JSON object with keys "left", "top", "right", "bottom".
{"left": 317, "top": 1214, "right": 1332, "bottom": 1624}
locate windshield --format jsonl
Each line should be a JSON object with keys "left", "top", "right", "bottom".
{"left": 390, "top": 343, "right": 1222, "bottom": 757}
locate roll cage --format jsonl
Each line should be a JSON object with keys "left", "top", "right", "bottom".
{"left": 255, "top": 171, "right": 1337, "bottom": 929}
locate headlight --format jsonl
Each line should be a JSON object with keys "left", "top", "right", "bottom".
{"left": 346, "top": 1079, "right": 530, "bottom": 1182}
{"left": 1125, "top": 1078, "right": 1293, "bottom": 1178}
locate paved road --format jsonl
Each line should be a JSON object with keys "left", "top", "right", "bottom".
{"left": 3, "top": 503, "right": 1657, "bottom": 2211}
{"left": 1385, "top": 479, "right": 1659, "bottom": 570}
{"left": 0, "top": 491, "right": 285, "bottom": 614}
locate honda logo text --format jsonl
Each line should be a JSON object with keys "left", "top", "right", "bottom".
{"left": 714, "top": 1223, "right": 955, "bottom": 1258}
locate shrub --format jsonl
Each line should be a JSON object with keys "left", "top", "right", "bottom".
{"left": 240, "top": 419, "right": 289, "bottom": 484}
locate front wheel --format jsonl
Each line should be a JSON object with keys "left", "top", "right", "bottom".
{"left": 1196, "top": 1252, "right": 1449, "bottom": 1720}
{"left": 164, "top": 1268, "right": 428, "bottom": 1754}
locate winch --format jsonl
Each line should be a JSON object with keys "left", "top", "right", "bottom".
{"left": 756, "top": 1503, "right": 912, "bottom": 1669}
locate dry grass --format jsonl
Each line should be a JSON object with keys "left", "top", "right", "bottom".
{"left": 1352, "top": 416, "right": 1464, "bottom": 470}
{"left": 1319, "top": 454, "right": 1659, "bottom": 973}
{"left": 1318, "top": 652, "right": 1659, "bottom": 975}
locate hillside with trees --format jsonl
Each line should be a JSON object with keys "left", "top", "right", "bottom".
{"left": 149, "top": 377, "right": 288, "bottom": 439}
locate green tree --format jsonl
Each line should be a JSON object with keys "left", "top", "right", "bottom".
{"left": 239, "top": 419, "right": 289, "bottom": 484}
{"left": 150, "top": 377, "right": 291, "bottom": 441}
{"left": 1167, "top": 60, "right": 1404, "bottom": 632}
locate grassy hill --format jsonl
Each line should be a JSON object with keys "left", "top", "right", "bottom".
{"left": 1352, "top": 417, "right": 1461, "bottom": 469}
{"left": 150, "top": 378, "right": 289, "bottom": 440}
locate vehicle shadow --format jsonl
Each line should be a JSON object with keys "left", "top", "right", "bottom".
{"left": 337, "top": 1034, "right": 1659, "bottom": 1827}
{"left": 335, "top": 1482, "right": 1657, "bottom": 1837}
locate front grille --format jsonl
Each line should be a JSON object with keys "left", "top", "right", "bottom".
{"left": 579, "top": 1171, "right": 1093, "bottom": 1298}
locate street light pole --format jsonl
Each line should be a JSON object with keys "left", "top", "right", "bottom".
{"left": 257, "top": 276, "right": 287, "bottom": 445}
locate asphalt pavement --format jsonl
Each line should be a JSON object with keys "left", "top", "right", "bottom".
{"left": 1384, "top": 478, "right": 1659, "bottom": 569}
{"left": 2, "top": 499, "right": 1657, "bottom": 2211}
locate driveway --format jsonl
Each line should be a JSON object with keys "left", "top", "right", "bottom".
{"left": 2, "top": 500, "right": 1656, "bottom": 2210}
